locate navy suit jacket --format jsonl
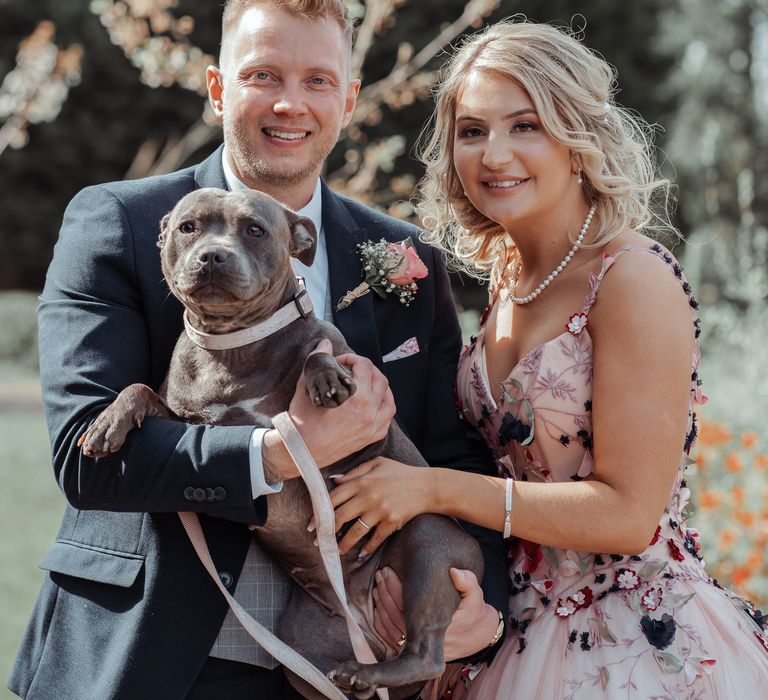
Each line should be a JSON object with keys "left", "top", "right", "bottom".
{"left": 9, "top": 146, "right": 508, "bottom": 699}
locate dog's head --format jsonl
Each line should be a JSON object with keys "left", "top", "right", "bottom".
{"left": 158, "top": 188, "right": 316, "bottom": 331}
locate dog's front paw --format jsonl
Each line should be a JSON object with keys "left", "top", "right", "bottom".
{"left": 303, "top": 353, "right": 356, "bottom": 408}
{"left": 78, "top": 384, "right": 169, "bottom": 458}
{"left": 78, "top": 407, "right": 136, "bottom": 459}
{"left": 330, "top": 663, "right": 377, "bottom": 700}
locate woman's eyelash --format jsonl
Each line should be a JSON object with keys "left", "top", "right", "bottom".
{"left": 457, "top": 121, "right": 537, "bottom": 138}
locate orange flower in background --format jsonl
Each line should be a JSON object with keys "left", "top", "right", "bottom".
{"left": 686, "top": 417, "right": 765, "bottom": 606}
{"left": 731, "top": 566, "right": 751, "bottom": 586}
{"left": 697, "top": 420, "right": 732, "bottom": 447}
{"left": 736, "top": 510, "right": 756, "bottom": 527}
{"left": 747, "top": 551, "right": 762, "bottom": 571}
{"left": 693, "top": 452, "right": 708, "bottom": 469}
{"left": 741, "top": 431, "right": 758, "bottom": 450}
{"left": 698, "top": 490, "right": 721, "bottom": 509}
{"left": 726, "top": 453, "right": 742, "bottom": 473}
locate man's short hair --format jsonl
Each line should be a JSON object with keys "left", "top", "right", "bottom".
{"left": 220, "top": 0, "right": 355, "bottom": 66}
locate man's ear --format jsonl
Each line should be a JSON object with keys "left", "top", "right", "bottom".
{"left": 342, "top": 78, "right": 361, "bottom": 128}
{"left": 157, "top": 214, "right": 171, "bottom": 249}
{"left": 207, "top": 65, "right": 225, "bottom": 118}
{"left": 285, "top": 210, "right": 317, "bottom": 266}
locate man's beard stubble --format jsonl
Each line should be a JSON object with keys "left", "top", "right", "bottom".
{"left": 225, "top": 118, "right": 332, "bottom": 189}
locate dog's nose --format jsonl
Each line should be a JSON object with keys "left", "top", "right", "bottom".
{"left": 197, "top": 248, "right": 229, "bottom": 267}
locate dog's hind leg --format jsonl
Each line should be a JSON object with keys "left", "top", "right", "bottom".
{"left": 279, "top": 585, "right": 362, "bottom": 700}
{"left": 331, "top": 514, "right": 484, "bottom": 699}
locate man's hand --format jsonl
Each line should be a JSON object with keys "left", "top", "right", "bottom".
{"left": 262, "top": 340, "right": 395, "bottom": 481}
{"left": 443, "top": 568, "right": 501, "bottom": 661}
{"left": 373, "top": 566, "right": 502, "bottom": 662}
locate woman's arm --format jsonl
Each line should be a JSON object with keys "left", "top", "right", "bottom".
{"left": 331, "top": 249, "right": 695, "bottom": 555}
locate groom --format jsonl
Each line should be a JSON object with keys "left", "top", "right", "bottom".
{"left": 9, "top": 1, "right": 508, "bottom": 698}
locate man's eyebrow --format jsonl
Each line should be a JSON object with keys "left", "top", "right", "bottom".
{"left": 238, "top": 58, "right": 342, "bottom": 77}
{"left": 455, "top": 108, "right": 537, "bottom": 122}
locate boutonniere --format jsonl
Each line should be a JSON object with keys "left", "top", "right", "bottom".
{"left": 336, "top": 237, "right": 428, "bottom": 311}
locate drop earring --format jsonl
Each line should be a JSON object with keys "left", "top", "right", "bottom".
{"left": 576, "top": 169, "right": 583, "bottom": 185}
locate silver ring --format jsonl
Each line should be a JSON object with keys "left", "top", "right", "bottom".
{"left": 357, "top": 517, "right": 371, "bottom": 530}
{"left": 396, "top": 634, "right": 406, "bottom": 647}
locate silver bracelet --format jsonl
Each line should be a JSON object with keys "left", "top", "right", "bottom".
{"left": 503, "top": 477, "right": 513, "bottom": 539}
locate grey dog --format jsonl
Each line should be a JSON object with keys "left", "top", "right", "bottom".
{"left": 78, "top": 187, "right": 484, "bottom": 700}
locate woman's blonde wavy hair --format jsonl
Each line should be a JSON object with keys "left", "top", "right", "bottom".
{"left": 417, "top": 18, "right": 676, "bottom": 282}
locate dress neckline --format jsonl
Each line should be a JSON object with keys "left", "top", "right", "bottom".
{"left": 477, "top": 326, "right": 593, "bottom": 411}
{"left": 475, "top": 246, "right": 620, "bottom": 409}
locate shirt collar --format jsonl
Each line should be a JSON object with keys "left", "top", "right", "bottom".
{"left": 221, "top": 147, "right": 323, "bottom": 234}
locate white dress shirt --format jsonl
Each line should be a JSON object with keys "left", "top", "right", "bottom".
{"left": 221, "top": 149, "right": 331, "bottom": 498}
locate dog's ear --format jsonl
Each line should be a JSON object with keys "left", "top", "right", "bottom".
{"left": 157, "top": 213, "right": 171, "bottom": 249}
{"left": 285, "top": 210, "right": 317, "bottom": 266}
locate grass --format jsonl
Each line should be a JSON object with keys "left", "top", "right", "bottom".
{"left": 0, "top": 408, "right": 63, "bottom": 699}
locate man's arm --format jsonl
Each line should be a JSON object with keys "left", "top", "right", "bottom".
{"left": 40, "top": 185, "right": 262, "bottom": 523}
{"left": 42, "top": 185, "right": 396, "bottom": 523}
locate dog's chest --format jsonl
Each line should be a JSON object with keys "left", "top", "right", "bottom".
{"left": 164, "top": 348, "right": 298, "bottom": 425}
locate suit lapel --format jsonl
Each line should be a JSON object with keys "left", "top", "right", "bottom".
{"left": 322, "top": 183, "right": 383, "bottom": 366}
{"left": 194, "top": 145, "right": 228, "bottom": 190}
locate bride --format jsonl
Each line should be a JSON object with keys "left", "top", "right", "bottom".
{"left": 329, "top": 19, "right": 768, "bottom": 698}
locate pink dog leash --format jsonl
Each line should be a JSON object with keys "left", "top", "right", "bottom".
{"left": 179, "top": 510, "right": 348, "bottom": 699}
{"left": 272, "top": 412, "right": 388, "bottom": 700}
{"left": 180, "top": 410, "right": 388, "bottom": 700}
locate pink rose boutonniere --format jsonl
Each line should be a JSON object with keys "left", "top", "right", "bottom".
{"left": 336, "top": 237, "right": 428, "bottom": 310}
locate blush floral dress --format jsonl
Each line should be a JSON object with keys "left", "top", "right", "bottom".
{"left": 448, "top": 244, "right": 768, "bottom": 699}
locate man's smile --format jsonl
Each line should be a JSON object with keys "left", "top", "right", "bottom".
{"left": 262, "top": 127, "right": 311, "bottom": 143}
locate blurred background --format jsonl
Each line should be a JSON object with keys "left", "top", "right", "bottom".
{"left": 1, "top": 0, "right": 766, "bottom": 693}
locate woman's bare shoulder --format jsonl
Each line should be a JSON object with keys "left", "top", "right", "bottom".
{"left": 590, "top": 229, "right": 693, "bottom": 336}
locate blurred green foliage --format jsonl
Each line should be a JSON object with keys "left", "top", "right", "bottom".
{"left": 0, "top": 292, "right": 38, "bottom": 371}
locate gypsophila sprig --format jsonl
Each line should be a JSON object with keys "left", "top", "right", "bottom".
{"left": 336, "top": 237, "right": 428, "bottom": 311}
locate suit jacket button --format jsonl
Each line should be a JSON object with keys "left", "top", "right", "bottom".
{"left": 205, "top": 487, "right": 216, "bottom": 502}
{"left": 218, "top": 571, "right": 233, "bottom": 589}
{"left": 193, "top": 487, "right": 207, "bottom": 502}
{"left": 214, "top": 487, "right": 227, "bottom": 501}
{"left": 184, "top": 487, "right": 195, "bottom": 501}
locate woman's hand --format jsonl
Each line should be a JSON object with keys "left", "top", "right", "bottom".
{"left": 373, "top": 566, "right": 501, "bottom": 661}
{"left": 309, "top": 457, "right": 432, "bottom": 557}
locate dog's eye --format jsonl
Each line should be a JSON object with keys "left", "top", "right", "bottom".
{"left": 247, "top": 224, "right": 265, "bottom": 238}
{"left": 179, "top": 222, "right": 196, "bottom": 234}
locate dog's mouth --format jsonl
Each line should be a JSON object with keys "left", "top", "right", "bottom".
{"left": 175, "top": 267, "right": 244, "bottom": 303}
{"left": 176, "top": 270, "right": 267, "bottom": 313}
{"left": 184, "top": 280, "right": 241, "bottom": 305}
{"left": 178, "top": 279, "right": 283, "bottom": 334}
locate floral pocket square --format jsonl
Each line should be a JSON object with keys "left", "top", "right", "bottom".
{"left": 382, "top": 337, "right": 420, "bottom": 363}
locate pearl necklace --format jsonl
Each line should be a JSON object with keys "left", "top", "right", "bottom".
{"left": 507, "top": 205, "right": 596, "bottom": 304}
